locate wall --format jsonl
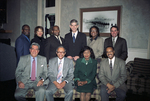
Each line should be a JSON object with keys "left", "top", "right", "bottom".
{"left": 0, "top": 0, "right": 37, "bottom": 47}
{"left": 60, "top": 0, "right": 150, "bottom": 49}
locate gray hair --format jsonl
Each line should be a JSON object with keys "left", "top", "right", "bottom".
{"left": 56, "top": 46, "right": 66, "bottom": 52}
{"left": 70, "top": 19, "right": 78, "bottom": 25}
{"left": 30, "top": 42, "right": 40, "bottom": 50}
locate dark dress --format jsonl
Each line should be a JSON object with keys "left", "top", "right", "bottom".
{"left": 31, "top": 35, "right": 45, "bottom": 56}
{"left": 74, "top": 58, "right": 97, "bottom": 93}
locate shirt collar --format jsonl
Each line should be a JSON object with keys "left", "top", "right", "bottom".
{"left": 81, "top": 58, "right": 92, "bottom": 64}
{"left": 22, "top": 33, "right": 30, "bottom": 42}
{"left": 90, "top": 36, "right": 98, "bottom": 41}
{"left": 72, "top": 31, "right": 78, "bottom": 38}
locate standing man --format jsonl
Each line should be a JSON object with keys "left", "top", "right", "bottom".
{"left": 14, "top": 42, "right": 47, "bottom": 101}
{"left": 15, "top": 24, "right": 30, "bottom": 63}
{"left": 103, "top": 26, "right": 128, "bottom": 61}
{"left": 99, "top": 46, "right": 127, "bottom": 101}
{"left": 46, "top": 46, "right": 74, "bottom": 101}
{"left": 64, "top": 19, "right": 87, "bottom": 61}
{"left": 45, "top": 25, "right": 64, "bottom": 63}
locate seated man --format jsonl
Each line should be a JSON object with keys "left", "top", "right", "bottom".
{"left": 99, "top": 46, "right": 127, "bottom": 101}
{"left": 14, "top": 42, "right": 47, "bottom": 101}
{"left": 46, "top": 46, "right": 74, "bottom": 101}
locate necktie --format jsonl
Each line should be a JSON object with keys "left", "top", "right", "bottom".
{"left": 73, "top": 33, "right": 75, "bottom": 43}
{"left": 31, "top": 58, "right": 36, "bottom": 81}
{"left": 112, "top": 38, "right": 115, "bottom": 47}
{"left": 110, "top": 60, "right": 112, "bottom": 75}
{"left": 57, "top": 60, "right": 63, "bottom": 83}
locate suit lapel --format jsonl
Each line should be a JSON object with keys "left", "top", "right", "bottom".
{"left": 37, "top": 55, "right": 40, "bottom": 77}
{"left": 106, "top": 59, "right": 112, "bottom": 79}
{"left": 112, "top": 58, "right": 118, "bottom": 77}
{"left": 63, "top": 57, "right": 67, "bottom": 76}
{"left": 114, "top": 37, "right": 120, "bottom": 48}
{"left": 27, "top": 55, "right": 31, "bottom": 76}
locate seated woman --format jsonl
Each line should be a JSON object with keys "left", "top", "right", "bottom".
{"left": 87, "top": 26, "right": 103, "bottom": 60}
{"left": 74, "top": 46, "right": 97, "bottom": 101}
{"left": 31, "top": 26, "right": 45, "bottom": 56}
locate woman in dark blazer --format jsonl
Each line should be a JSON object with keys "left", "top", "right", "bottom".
{"left": 74, "top": 46, "right": 97, "bottom": 101}
{"left": 31, "top": 26, "right": 45, "bottom": 56}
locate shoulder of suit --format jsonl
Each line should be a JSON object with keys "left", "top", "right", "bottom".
{"left": 115, "top": 57, "right": 125, "bottom": 63}
{"left": 65, "top": 32, "right": 71, "bottom": 36}
{"left": 118, "top": 37, "right": 126, "bottom": 41}
{"left": 20, "top": 54, "right": 30, "bottom": 59}
{"left": 78, "top": 32, "right": 86, "bottom": 36}
{"left": 105, "top": 37, "right": 111, "bottom": 41}
{"left": 37, "top": 55, "right": 46, "bottom": 59}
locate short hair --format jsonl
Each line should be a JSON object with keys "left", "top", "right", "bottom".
{"left": 110, "top": 26, "right": 119, "bottom": 31}
{"left": 56, "top": 46, "right": 66, "bottom": 52}
{"left": 34, "top": 26, "right": 44, "bottom": 37}
{"left": 89, "top": 26, "right": 100, "bottom": 37}
{"left": 22, "top": 24, "right": 30, "bottom": 30}
{"left": 105, "top": 46, "right": 114, "bottom": 51}
{"left": 30, "top": 42, "right": 40, "bottom": 50}
{"left": 79, "top": 46, "right": 95, "bottom": 59}
{"left": 70, "top": 19, "right": 78, "bottom": 25}
{"left": 52, "top": 25, "right": 60, "bottom": 31}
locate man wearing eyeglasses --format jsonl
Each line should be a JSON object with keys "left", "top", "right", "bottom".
{"left": 46, "top": 46, "right": 74, "bottom": 101}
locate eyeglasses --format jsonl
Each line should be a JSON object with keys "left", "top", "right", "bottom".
{"left": 57, "top": 51, "right": 65, "bottom": 54}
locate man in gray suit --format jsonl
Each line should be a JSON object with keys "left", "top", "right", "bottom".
{"left": 99, "top": 46, "right": 127, "bottom": 101}
{"left": 46, "top": 46, "right": 74, "bottom": 101}
{"left": 14, "top": 42, "right": 47, "bottom": 101}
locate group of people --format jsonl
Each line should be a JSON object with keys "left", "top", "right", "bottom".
{"left": 14, "top": 19, "right": 128, "bottom": 101}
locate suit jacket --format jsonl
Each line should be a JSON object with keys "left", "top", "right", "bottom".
{"left": 87, "top": 37, "right": 104, "bottom": 59}
{"left": 31, "top": 35, "right": 45, "bottom": 56}
{"left": 15, "top": 55, "right": 47, "bottom": 85}
{"left": 64, "top": 32, "right": 87, "bottom": 57}
{"left": 45, "top": 35, "right": 64, "bottom": 63}
{"left": 15, "top": 34, "right": 30, "bottom": 63}
{"left": 98, "top": 57, "right": 127, "bottom": 92}
{"left": 103, "top": 37, "right": 128, "bottom": 61}
{"left": 48, "top": 57, "right": 74, "bottom": 84}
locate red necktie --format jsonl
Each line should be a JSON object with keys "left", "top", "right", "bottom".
{"left": 31, "top": 58, "right": 36, "bottom": 81}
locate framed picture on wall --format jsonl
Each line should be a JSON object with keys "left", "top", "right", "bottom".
{"left": 80, "top": 6, "right": 121, "bottom": 37}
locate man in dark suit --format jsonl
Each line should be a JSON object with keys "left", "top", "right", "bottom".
{"left": 103, "top": 26, "right": 128, "bottom": 61}
{"left": 45, "top": 25, "right": 64, "bottom": 63}
{"left": 99, "top": 46, "right": 127, "bottom": 101}
{"left": 64, "top": 19, "right": 87, "bottom": 61}
{"left": 15, "top": 24, "right": 30, "bottom": 63}
{"left": 46, "top": 46, "right": 74, "bottom": 101}
{"left": 14, "top": 42, "right": 47, "bottom": 101}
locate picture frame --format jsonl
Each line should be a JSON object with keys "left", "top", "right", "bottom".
{"left": 80, "top": 6, "right": 121, "bottom": 37}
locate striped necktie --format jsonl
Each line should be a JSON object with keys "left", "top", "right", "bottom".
{"left": 57, "top": 60, "right": 63, "bottom": 83}
{"left": 73, "top": 33, "right": 75, "bottom": 43}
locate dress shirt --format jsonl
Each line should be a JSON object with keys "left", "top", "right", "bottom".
{"left": 112, "top": 36, "right": 118, "bottom": 43}
{"left": 30, "top": 56, "right": 37, "bottom": 77}
{"left": 72, "top": 31, "right": 78, "bottom": 39}
{"left": 55, "top": 35, "right": 62, "bottom": 44}
{"left": 108, "top": 56, "right": 115, "bottom": 69}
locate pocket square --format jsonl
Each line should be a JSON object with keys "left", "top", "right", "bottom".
{"left": 41, "top": 65, "right": 44, "bottom": 67}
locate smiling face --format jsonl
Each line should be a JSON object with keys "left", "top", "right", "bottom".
{"left": 106, "top": 47, "right": 115, "bottom": 59}
{"left": 22, "top": 26, "right": 30, "bottom": 36}
{"left": 52, "top": 26, "right": 60, "bottom": 36}
{"left": 70, "top": 22, "right": 79, "bottom": 33}
{"left": 36, "top": 28, "right": 43, "bottom": 37}
{"left": 30, "top": 45, "right": 39, "bottom": 57}
{"left": 110, "top": 27, "right": 119, "bottom": 38}
{"left": 91, "top": 27, "right": 98, "bottom": 38}
{"left": 83, "top": 49, "right": 91, "bottom": 60}
{"left": 56, "top": 47, "right": 66, "bottom": 59}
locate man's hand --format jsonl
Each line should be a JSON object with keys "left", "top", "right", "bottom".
{"left": 18, "top": 81, "right": 25, "bottom": 88}
{"left": 67, "top": 56, "right": 73, "bottom": 60}
{"left": 106, "top": 83, "right": 115, "bottom": 93}
{"left": 73, "top": 56, "right": 79, "bottom": 61}
{"left": 37, "top": 80, "right": 44, "bottom": 87}
{"left": 60, "top": 81, "right": 66, "bottom": 88}
{"left": 53, "top": 81, "right": 63, "bottom": 89}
